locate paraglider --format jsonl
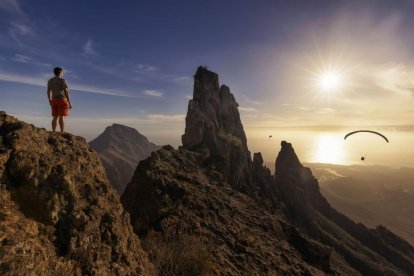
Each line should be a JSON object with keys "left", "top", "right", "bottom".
{"left": 344, "top": 130, "right": 389, "bottom": 143}
{"left": 344, "top": 130, "right": 388, "bottom": 162}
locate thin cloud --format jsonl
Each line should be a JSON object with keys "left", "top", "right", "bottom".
{"left": 9, "top": 22, "right": 33, "bottom": 42}
{"left": 0, "top": 72, "right": 42, "bottom": 87}
{"left": 13, "top": 54, "right": 33, "bottom": 63}
{"left": 83, "top": 39, "right": 98, "bottom": 56}
{"left": 0, "top": 0, "right": 23, "bottom": 15}
{"left": 398, "top": 86, "right": 414, "bottom": 96}
{"left": 173, "top": 76, "right": 193, "bottom": 86}
{"left": 86, "top": 62, "right": 156, "bottom": 83}
{"left": 12, "top": 54, "right": 50, "bottom": 67}
{"left": 86, "top": 60, "right": 191, "bottom": 86}
{"left": 298, "top": 106, "right": 311, "bottom": 112}
{"left": 147, "top": 114, "right": 185, "bottom": 122}
{"left": 371, "top": 63, "right": 414, "bottom": 96}
{"left": 241, "top": 95, "right": 263, "bottom": 106}
{"left": 71, "top": 84, "right": 140, "bottom": 98}
{"left": 135, "top": 64, "right": 157, "bottom": 73}
{"left": 239, "top": 107, "right": 258, "bottom": 113}
{"left": 316, "top": 107, "right": 335, "bottom": 114}
{"left": 143, "top": 90, "right": 163, "bottom": 97}
{"left": 0, "top": 72, "right": 142, "bottom": 98}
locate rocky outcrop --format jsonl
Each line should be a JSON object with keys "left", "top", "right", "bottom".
{"left": 182, "top": 66, "right": 252, "bottom": 192}
{"left": 275, "top": 140, "right": 414, "bottom": 275}
{"left": 89, "top": 124, "right": 160, "bottom": 195}
{"left": 0, "top": 112, "right": 153, "bottom": 275}
{"left": 275, "top": 141, "right": 327, "bottom": 227}
{"left": 122, "top": 146, "right": 356, "bottom": 275}
{"left": 251, "top": 152, "right": 280, "bottom": 210}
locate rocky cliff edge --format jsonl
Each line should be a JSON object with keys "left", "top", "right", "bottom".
{"left": 0, "top": 112, "right": 153, "bottom": 275}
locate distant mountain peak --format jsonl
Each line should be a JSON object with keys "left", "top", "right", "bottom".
{"left": 103, "top": 123, "right": 145, "bottom": 138}
{"left": 89, "top": 123, "right": 160, "bottom": 194}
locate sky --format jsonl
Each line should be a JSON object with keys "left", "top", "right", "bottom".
{"left": 1, "top": 0, "right": 414, "bottom": 162}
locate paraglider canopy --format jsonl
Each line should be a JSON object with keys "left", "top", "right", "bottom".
{"left": 344, "top": 130, "right": 389, "bottom": 143}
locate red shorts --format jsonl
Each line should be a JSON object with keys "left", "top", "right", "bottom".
{"left": 51, "top": 98, "right": 69, "bottom": 116}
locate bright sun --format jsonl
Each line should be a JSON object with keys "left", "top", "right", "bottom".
{"left": 318, "top": 71, "right": 342, "bottom": 92}
{"left": 305, "top": 53, "right": 352, "bottom": 95}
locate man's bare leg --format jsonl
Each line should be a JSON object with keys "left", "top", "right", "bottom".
{"left": 58, "top": 115, "right": 65, "bottom": 132}
{"left": 52, "top": 116, "right": 58, "bottom": 132}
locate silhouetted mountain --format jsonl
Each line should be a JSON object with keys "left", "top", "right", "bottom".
{"left": 122, "top": 67, "right": 414, "bottom": 275}
{"left": 0, "top": 112, "right": 153, "bottom": 275}
{"left": 89, "top": 124, "right": 160, "bottom": 195}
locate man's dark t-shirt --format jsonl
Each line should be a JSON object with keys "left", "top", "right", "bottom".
{"left": 48, "top": 77, "right": 68, "bottom": 99}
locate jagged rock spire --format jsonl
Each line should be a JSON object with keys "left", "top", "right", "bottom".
{"left": 275, "top": 141, "right": 325, "bottom": 226}
{"left": 275, "top": 141, "right": 302, "bottom": 174}
{"left": 182, "top": 66, "right": 252, "bottom": 191}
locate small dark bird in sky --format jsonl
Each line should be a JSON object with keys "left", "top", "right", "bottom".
{"left": 361, "top": 156, "right": 365, "bottom": 161}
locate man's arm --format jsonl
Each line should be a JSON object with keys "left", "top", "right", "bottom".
{"left": 64, "top": 88, "right": 72, "bottom": 108}
{"left": 47, "top": 84, "right": 52, "bottom": 105}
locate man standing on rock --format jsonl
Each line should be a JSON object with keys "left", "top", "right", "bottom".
{"left": 47, "top": 67, "right": 72, "bottom": 132}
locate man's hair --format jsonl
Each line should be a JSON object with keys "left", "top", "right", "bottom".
{"left": 53, "top": 67, "right": 63, "bottom": 76}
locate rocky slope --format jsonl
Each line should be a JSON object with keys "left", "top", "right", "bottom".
{"left": 306, "top": 163, "right": 414, "bottom": 245}
{"left": 89, "top": 124, "right": 160, "bottom": 195}
{"left": 0, "top": 112, "right": 153, "bottom": 275}
{"left": 122, "top": 145, "right": 357, "bottom": 275}
{"left": 275, "top": 141, "right": 414, "bottom": 275}
{"left": 122, "top": 66, "right": 414, "bottom": 275}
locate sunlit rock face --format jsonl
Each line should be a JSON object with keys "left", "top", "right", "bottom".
{"left": 182, "top": 66, "right": 252, "bottom": 192}
{"left": 89, "top": 124, "right": 160, "bottom": 195}
{"left": 0, "top": 112, "right": 153, "bottom": 275}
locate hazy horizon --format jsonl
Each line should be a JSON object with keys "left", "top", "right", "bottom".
{"left": 2, "top": 109, "right": 413, "bottom": 169}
